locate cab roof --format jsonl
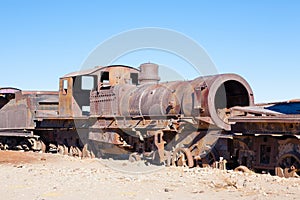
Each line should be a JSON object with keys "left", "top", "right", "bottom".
{"left": 61, "top": 65, "right": 139, "bottom": 78}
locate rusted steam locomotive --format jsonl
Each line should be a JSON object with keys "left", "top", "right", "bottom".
{"left": 1, "top": 63, "right": 300, "bottom": 177}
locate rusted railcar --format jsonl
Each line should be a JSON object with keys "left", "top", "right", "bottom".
{"left": 0, "top": 87, "right": 58, "bottom": 151}
{"left": 228, "top": 102, "right": 300, "bottom": 177}
{"left": 1, "top": 63, "right": 300, "bottom": 177}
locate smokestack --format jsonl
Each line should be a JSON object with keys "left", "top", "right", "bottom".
{"left": 138, "top": 63, "right": 160, "bottom": 84}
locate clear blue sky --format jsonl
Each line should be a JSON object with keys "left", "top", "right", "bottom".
{"left": 0, "top": 1, "right": 299, "bottom": 103}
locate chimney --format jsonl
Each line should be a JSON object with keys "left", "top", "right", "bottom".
{"left": 138, "top": 63, "right": 160, "bottom": 84}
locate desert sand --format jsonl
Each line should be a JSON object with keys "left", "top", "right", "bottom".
{"left": 0, "top": 151, "right": 299, "bottom": 200}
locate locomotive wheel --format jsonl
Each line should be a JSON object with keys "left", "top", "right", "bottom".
{"left": 57, "top": 145, "right": 65, "bottom": 155}
{"left": 276, "top": 152, "right": 300, "bottom": 177}
{"left": 172, "top": 147, "right": 194, "bottom": 168}
{"left": 201, "top": 149, "right": 218, "bottom": 167}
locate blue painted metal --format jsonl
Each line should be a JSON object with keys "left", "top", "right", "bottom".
{"left": 267, "top": 102, "right": 300, "bottom": 114}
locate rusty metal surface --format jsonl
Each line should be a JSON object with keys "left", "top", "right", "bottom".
{"left": 0, "top": 131, "right": 34, "bottom": 137}
{"left": 229, "top": 100, "right": 300, "bottom": 135}
{"left": 61, "top": 65, "right": 140, "bottom": 117}
{"left": 0, "top": 89, "right": 59, "bottom": 131}
{"left": 90, "top": 88, "right": 118, "bottom": 116}
{"left": 126, "top": 81, "right": 184, "bottom": 116}
{"left": 190, "top": 73, "right": 254, "bottom": 130}
{"left": 0, "top": 87, "right": 21, "bottom": 94}
{"left": 5, "top": 63, "right": 300, "bottom": 177}
{"left": 87, "top": 65, "right": 256, "bottom": 168}
{"left": 59, "top": 77, "right": 73, "bottom": 117}
{"left": 89, "top": 131, "right": 122, "bottom": 145}
{"left": 230, "top": 115, "right": 300, "bottom": 135}
{"left": 230, "top": 115, "right": 300, "bottom": 123}
{"left": 231, "top": 135, "right": 300, "bottom": 176}
{"left": 138, "top": 63, "right": 160, "bottom": 84}
{"left": 86, "top": 64, "right": 254, "bottom": 132}
{"left": 172, "top": 147, "right": 194, "bottom": 167}
{"left": 85, "top": 64, "right": 254, "bottom": 133}
{"left": 122, "top": 73, "right": 253, "bottom": 130}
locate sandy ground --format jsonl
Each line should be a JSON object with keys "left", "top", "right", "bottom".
{"left": 0, "top": 151, "right": 299, "bottom": 200}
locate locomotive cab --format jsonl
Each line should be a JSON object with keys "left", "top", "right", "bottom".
{"left": 59, "top": 75, "right": 97, "bottom": 117}
{"left": 59, "top": 65, "right": 140, "bottom": 117}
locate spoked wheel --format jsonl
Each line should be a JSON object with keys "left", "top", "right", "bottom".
{"left": 172, "top": 147, "right": 194, "bottom": 168}
{"left": 276, "top": 152, "right": 300, "bottom": 177}
{"left": 194, "top": 147, "right": 218, "bottom": 168}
